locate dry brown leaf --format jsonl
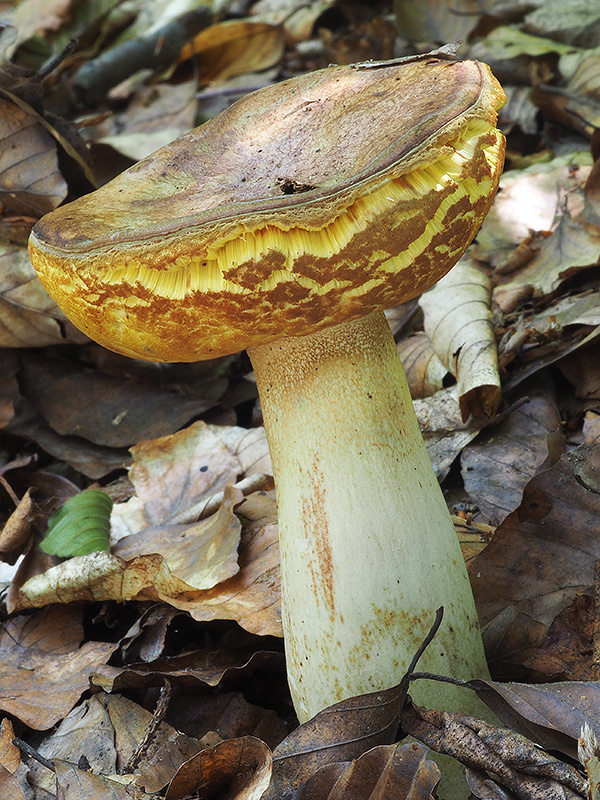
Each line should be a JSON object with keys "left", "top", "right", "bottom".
{"left": 473, "top": 152, "right": 592, "bottom": 272}
{"left": 178, "top": 20, "right": 285, "bottom": 84}
{"left": 470, "top": 442, "right": 600, "bottom": 664}
{"left": 393, "top": 0, "right": 488, "bottom": 44}
{"left": 92, "top": 648, "right": 283, "bottom": 694}
{"left": 0, "top": 764, "right": 30, "bottom": 800}
{"left": 471, "top": 679, "right": 600, "bottom": 760}
{"left": 104, "top": 694, "right": 206, "bottom": 793}
{"left": 295, "top": 742, "right": 440, "bottom": 800}
{"left": 402, "top": 703, "right": 586, "bottom": 799}
{"left": 5, "top": 407, "right": 131, "bottom": 480}
{"left": 113, "top": 490, "right": 242, "bottom": 591}
{"left": 523, "top": 593, "right": 594, "bottom": 681}
{"left": 27, "top": 696, "right": 118, "bottom": 797}
{"left": 14, "top": 491, "right": 241, "bottom": 608}
{"left": 396, "top": 332, "right": 447, "bottom": 399}
{"left": 266, "top": 683, "right": 402, "bottom": 800}
{"left": 53, "top": 760, "right": 153, "bottom": 799}
{"left": 533, "top": 50, "right": 600, "bottom": 138}
{"left": 420, "top": 256, "right": 500, "bottom": 420}
{"left": 0, "top": 718, "right": 21, "bottom": 773}
{"left": 0, "top": 486, "right": 36, "bottom": 564}
{"left": 461, "top": 389, "right": 563, "bottom": 525}
{"left": 5, "top": 0, "right": 72, "bottom": 57}
{"left": 165, "top": 736, "right": 272, "bottom": 800}
{"left": 17, "top": 353, "right": 204, "bottom": 449}
{"left": 0, "top": 605, "right": 117, "bottom": 729}
{"left": 0, "top": 246, "right": 88, "bottom": 348}
{"left": 0, "top": 95, "right": 67, "bottom": 216}
{"left": 181, "top": 518, "right": 281, "bottom": 636}
{"left": 0, "top": 350, "right": 19, "bottom": 427}
{"left": 13, "top": 492, "right": 281, "bottom": 636}
{"left": 414, "top": 387, "right": 485, "bottom": 480}
{"left": 111, "top": 421, "right": 257, "bottom": 538}
{"left": 251, "top": 0, "right": 334, "bottom": 42}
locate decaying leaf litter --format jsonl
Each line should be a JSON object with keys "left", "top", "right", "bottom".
{"left": 1, "top": 0, "right": 600, "bottom": 797}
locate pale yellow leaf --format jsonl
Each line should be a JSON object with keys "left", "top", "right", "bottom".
{"left": 420, "top": 257, "right": 500, "bottom": 420}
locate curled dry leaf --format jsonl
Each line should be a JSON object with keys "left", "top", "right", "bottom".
{"left": 414, "top": 387, "right": 486, "bottom": 481}
{"left": 0, "top": 246, "right": 88, "bottom": 348}
{"left": 469, "top": 679, "right": 600, "bottom": 760}
{"left": 402, "top": 703, "right": 587, "bottom": 799}
{"left": 177, "top": 20, "right": 285, "bottom": 84}
{"left": 113, "top": 491, "right": 242, "bottom": 591}
{"left": 0, "top": 486, "right": 36, "bottom": 564}
{"left": 266, "top": 683, "right": 403, "bottom": 800}
{"left": 111, "top": 421, "right": 269, "bottom": 540}
{"left": 396, "top": 332, "right": 447, "bottom": 399}
{"left": 295, "top": 742, "right": 440, "bottom": 800}
{"left": 165, "top": 736, "right": 272, "bottom": 800}
{"left": 92, "top": 648, "right": 284, "bottom": 695}
{"left": 420, "top": 256, "right": 500, "bottom": 420}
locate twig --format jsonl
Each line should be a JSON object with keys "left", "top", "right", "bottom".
{"left": 13, "top": 738, "right": 55, "bottom": 772}
{"left": 122, "top": 680, "right": 172, "bottom": 774}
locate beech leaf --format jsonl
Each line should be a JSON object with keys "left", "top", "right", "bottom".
{"left": 420, "top": 256, "right": 500, "bottom": 420}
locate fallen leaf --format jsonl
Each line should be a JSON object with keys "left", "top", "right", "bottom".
{"left": 53, "top": 760, "right": 153, "bottom": 799}
{"left": 0, "top": 246, "right": 88, "bottom": 348}
{"left": 165, "top": 736, "right": 272, "bottom": 800}
{"left": 178, "top": 20, "right": 285, "bottom": 84}
{"left": 18, "top": 353, "right": 204, "bottom": 449}
{"left": 266, "top": 683, "right": 403, "bottom": 799}
{"left": 470, "top": 442, "right": 600, "bottom": 641}
{"left": 420, "top": 256, "right": 500, "bottom": 419}
{"left": 414, "top": 387, "right": 485, "bottom": 480}
{"left": 461, "top": 389, "right": 563, "bottom": 525}
{"left": 524, "top": 593, "right": 594, "bottom": 681}
{"left": 0, "top": 95, "right": 67, "bottom": 216}
{"left": 397, "top": 332, "right": 447, "bottom": 399}
{"left": 104, "top": 694, "right": 205, "bottom": 793}
{"left": 472, "top": 679, "right": 600, "bottom": 760}
{"left": 15, "top": 491, "right": 242, "bottom": 607}
{"left": 295, "top": 742, "right": 440, "bottom": 800}
{"left": 0, "top": 605, "right": 117, "bottom": 729}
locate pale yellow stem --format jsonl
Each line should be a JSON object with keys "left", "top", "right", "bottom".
{"left": 249, "top": 310, "right": 489, "bottom": 723}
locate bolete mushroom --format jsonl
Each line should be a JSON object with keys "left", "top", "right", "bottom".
{"left": 29, "top": 54, "right": 505, "bottom": 724}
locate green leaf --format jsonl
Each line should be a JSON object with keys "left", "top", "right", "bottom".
{"left": 40, "top": 490, "right": 113, "bottom": 557}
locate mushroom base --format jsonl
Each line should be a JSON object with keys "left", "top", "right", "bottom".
{"left": 249, "top": 310, "right": 490, "bottom": 723}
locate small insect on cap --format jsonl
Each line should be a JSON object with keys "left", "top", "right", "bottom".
{"left": 29, "top": 54, "right": 505, "bottom": 362}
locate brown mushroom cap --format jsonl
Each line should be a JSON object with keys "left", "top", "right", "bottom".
{"left": 29, "top": 55, "right": 505, "bottom": 361}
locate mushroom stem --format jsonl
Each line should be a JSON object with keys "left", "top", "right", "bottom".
{"left": 248, "top": 310, "right": 488, "bottom": 723}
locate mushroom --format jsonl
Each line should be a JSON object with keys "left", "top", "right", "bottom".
{"left": 29, "top": 54, "right": 505, "bottom": 723}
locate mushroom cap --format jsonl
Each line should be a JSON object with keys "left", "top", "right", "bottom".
{"left": 29, "top": 55, "right": 505, "bottom": 362}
